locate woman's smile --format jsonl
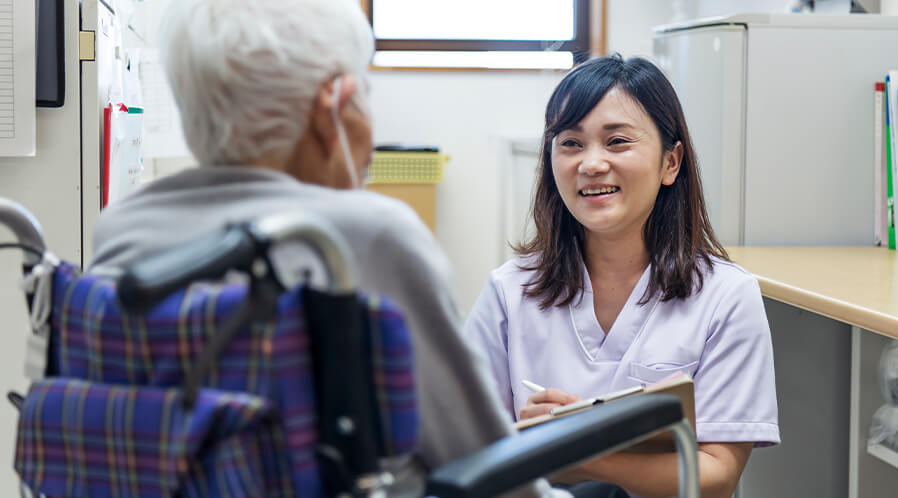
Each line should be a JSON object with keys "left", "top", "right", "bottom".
{"left": 579, "top": 184, "right": 621, "bottom": 203}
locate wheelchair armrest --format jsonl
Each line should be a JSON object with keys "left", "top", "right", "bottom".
{"left": 425, "top": 394, "right": 683, "bottom": 498}
{"left": 117, "top": 226, "right": 259, "bottom": 312}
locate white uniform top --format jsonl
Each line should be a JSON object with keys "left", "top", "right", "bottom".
{"left": 464, "top": 255, "right": 781, "bottom": 446}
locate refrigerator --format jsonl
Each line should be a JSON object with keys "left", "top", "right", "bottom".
{"left": 653, "top": 13, "right": 898, "bottom": 246}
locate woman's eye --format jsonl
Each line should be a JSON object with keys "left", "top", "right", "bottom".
{"left": 560, "top": 139, "right": 581, "bottom": 147}
{"left": 608, "top": 137, "right": 631, "bottom": 146}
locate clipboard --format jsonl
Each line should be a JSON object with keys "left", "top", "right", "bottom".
{"left": 514, "top": 373, "right": 696, "bottom": 452}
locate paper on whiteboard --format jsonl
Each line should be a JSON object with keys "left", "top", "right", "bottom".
{"left": 139, "top": 48, "right": 190, "bottom": 158}
{"left": 0, "top": 0, "right": 35, "bottom": 157}
{"left": 107, "top": 107, "right": 144, "bottom": 204}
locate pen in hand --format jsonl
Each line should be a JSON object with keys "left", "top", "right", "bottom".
{"left": 522, "top": 379, "right": 595, "bottom": 416}
{"left": 521, "top": 379, "right": 546, "bottom": 393}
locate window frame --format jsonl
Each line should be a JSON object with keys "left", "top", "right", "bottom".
{"left": 365, "top": 0, "right": 592, "bottom": 62}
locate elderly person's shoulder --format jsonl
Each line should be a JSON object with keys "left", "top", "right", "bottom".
{"left": 91, "top": 166, "right": 437, "bottom": 270}
{"left": 114, "top": 166, "right": 428, "bottom": 234}
{"left": 259, "top": 170, "right": 433, "bottom": 242}
{"left": 325, "top": 186, "right": 442, "bottom": 265}
{"left": 332, "top": 186, "right": 427, "bottom": 229}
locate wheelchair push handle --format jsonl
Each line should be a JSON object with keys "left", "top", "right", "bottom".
{"left": 0, "top": 198, "right": 46, "bottom": 268}
{"left": 117, "top": 212, "right": 358, "bottom": 313}
{"left": 251, "top": 211, "right": 358, "bottom": 294}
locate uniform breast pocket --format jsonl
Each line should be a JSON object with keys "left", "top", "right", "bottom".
{"left": 628, "top": 361, "right": 699, "bottom": 385}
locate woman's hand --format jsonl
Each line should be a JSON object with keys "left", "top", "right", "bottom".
{"left": 519, "top": 388, "right": 581, "bottom": 420}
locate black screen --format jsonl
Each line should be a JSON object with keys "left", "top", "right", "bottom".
{"left": 36, "top": 0, "right": 64, "bottom": 108}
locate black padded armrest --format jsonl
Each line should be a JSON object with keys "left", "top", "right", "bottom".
{"left": 426, "top": 394, "right": 683, "bottom": 498}
{"left": 117, "top": 226, "right": 258, "bottom": 313}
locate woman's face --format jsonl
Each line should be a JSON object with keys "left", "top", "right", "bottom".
{"left": 551, "top": 86, "right": 681, "bottom": 240}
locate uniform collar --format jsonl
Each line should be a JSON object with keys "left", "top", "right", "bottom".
{"left": 568, "top": 262, "right": 659, "bottom": 362}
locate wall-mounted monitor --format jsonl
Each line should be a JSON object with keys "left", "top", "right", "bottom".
{"left": 36, "top": 0, "right": 64, "bottom": 107}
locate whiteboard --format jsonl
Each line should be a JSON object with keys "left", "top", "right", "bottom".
{"left": 0, "top": 0, "right": 35, "bottom": 156}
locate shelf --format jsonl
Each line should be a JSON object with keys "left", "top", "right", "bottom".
{"left": 867, "top": 441, "right": 898, "bottom": 469}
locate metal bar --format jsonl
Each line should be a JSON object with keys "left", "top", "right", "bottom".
{"left": 848, "top": 325, "right": 861, "bottom": 498}
{"left": 375, "top": 39, "right": 583, "bottom": 52}
{"left": 0, "top": 198, "right": 46, "bottom": 266}
{"left": 670, "top": 419, "right": 701, "bottom": 498}
{"left": 251, "top": 212, "right": 358, "bottom": 294}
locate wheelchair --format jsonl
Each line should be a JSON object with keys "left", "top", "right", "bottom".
{"left": 0, "top": 197, "right": 699, "bottom": 497}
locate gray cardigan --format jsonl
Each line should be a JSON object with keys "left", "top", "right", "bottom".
{"left": 90, "top": 166, "right": 555, "bottom": 497}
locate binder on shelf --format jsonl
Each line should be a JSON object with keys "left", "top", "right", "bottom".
{"left": 876, "top": 82, "right": 886, "bottom": 246}
{"left": 887, "top": 74, "right": 897, "bottom": 250}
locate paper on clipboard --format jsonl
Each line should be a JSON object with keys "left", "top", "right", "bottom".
{"left": 0, "top": 0, "right": 36, "bottom": 157}
{"left": 514, "top": 372, "right": 696, "bottom": 452}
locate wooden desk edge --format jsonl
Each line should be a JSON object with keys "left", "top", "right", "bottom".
{"left": 754, "top": 274, "right": 898, "bottom": 341}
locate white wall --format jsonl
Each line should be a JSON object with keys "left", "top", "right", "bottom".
{"left": 369, "top": 71, "right": 562, "bottom": 312}
{"left": 607, "top": 0, "right": 682, "bottom": 58}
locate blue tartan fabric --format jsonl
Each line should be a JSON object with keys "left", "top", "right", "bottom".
{"left": 15, "top": 262, "right": 418, "bottom": 497}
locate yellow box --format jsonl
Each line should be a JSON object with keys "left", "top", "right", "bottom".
{"left": 367, "top": 151, "right": 448, "bottom": 184}
{"left": 365, "top": 151, "right": 447, "bottom": 233}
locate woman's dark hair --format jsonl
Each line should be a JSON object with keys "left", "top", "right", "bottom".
{"left": 515, "top": 54, "right": 728, "bottom": 309}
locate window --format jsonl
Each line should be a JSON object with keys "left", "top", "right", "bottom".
{"left": 366, "top": 0, "right": 593, "bottom": 70}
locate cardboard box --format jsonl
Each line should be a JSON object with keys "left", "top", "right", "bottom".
{"left": 367, "top": 183, "right": 437, "bottom": 233}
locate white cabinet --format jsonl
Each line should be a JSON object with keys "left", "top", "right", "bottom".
{"left": 654, "top": 13, "right": 898, "bottom": 246}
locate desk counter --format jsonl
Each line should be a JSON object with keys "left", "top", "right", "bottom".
{"left": 726, "top": 246, "right": 898, "bottom": 340}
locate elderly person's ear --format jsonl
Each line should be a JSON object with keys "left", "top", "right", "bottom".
{"left": 308, "top": 75, "right": 359, "bottom": 146}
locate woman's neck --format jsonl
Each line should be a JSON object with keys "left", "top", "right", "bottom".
{"left": 583, "top": 228, "right": 650, "bottom": 283}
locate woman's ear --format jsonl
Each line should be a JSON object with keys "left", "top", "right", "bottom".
{"left": 661, "top": 141, "right": 684, "bottom": 186}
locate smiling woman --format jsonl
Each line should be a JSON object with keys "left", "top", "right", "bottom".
{"left": 463, "top": 55, "right": 781, "bottom": 498}
{"left": 520, "top": 56, "right": 717, "bottom": 310}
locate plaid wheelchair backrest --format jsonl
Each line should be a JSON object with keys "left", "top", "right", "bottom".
{"left": 15, "top": 262, "right": 418, "bottom": 498}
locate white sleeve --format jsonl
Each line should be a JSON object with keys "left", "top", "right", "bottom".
{"left": 463, "top": 275, "right": 516, "bottom": 418}
{"left": 692, "top": 275, "right": 781, "bottom": 446}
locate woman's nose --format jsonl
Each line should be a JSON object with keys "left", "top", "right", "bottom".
{"left": 578, "top": 147, "right": 610, "bottom": 175}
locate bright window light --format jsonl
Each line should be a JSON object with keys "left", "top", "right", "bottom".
{"left": 372, "top": 51, "right": 575, "bottom": 70}
{"left": 373, "top": 0, "right": 575, "bottom": 41}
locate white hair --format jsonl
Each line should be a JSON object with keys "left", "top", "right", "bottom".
{"left": 160, "top": 0, "right": 374, "bottom": 166}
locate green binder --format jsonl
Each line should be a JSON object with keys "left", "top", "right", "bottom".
{"left": 887, "top": 76, "right": 896, "bottom": 250}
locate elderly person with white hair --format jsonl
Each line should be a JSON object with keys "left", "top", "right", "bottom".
{"left": 89, "top": 0, "right": 565, "bottom": 497}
